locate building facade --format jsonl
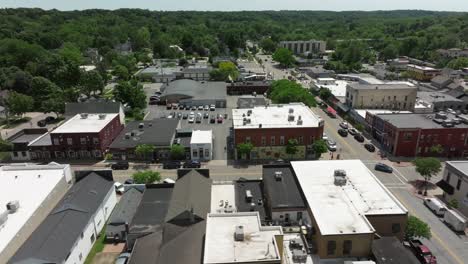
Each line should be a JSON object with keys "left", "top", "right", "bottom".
{"left": 345, "top": 83, "right": 417, "bottom": 111}
{"left": 406, "top": 64, "right": 441, "bottom": 82}
{"left": 190, "top": 130, "right": 213, "bottom": 161}
{"left": 232, "top": 103, "right": 324, "bottom": 160}
{"left": 226, "top": 81, "right": 271, "bottom": 95}
{"left": 279, "top": 40, "right": 326, "bottom": 55}
{"left": 438, "top": 161, "right": 468, "bottom": 217}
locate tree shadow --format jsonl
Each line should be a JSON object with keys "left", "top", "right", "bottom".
{"left": 408, "top": 179, "right": 438, "bottom": 191}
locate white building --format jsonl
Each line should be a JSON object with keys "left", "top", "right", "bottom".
{"left": 203, "top": 212, "right": 283, "bottom": 264}
{"left": 190, "top": 130, "right": 213, "bottom": 160}
{"left": 279, "top": 40, "right": 326, "bottom": 55}
{"left": 9, "top": 170, "right": 117, "bottom": 264}
{"left": 0, "top": 163, "right": 73, "bottom": 262}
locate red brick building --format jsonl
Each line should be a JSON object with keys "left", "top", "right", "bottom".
{"left": 232, "top": 103, "right": 324, "bottom": 159}
{"left": 369, "top": 112, "right": 468, "bottom": 158}
{"left": 29, "top": 113, "right": 123, "bottom": 160}
{"left": 227, "top": 81, "right": 271, "bottom": 95}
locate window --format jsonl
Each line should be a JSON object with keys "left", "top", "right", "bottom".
{"left": 94, "top": 150, "right": 102, "bottom": 157}
{"left": 68, "top": 151, "right": 76, "bottom": 158}
{"left": 403, "top": 133, "right": 412, "bottom": 141}
{"left": 462, "top": 134, "right": 466, "bottom": 141}
{"left": 53, "top": 138, "right": 60, "bottom": 145}
{"left": 343, "top": 240, "right": 352, "bottom": 255}
{"left": 13, "top": 152, "right": 18, "bottom": 157}
{"left": 192, "top": 150, "right": 198, "bottom": 157}
{"left": 298, "top": 136, "right": 303, "bottom": 144}
{"left": 297, "top": 211, "right": 303, "bottom": 220}
{"left": 271, "top": 136, "right": 275, "bottom": 145}
{"left": 67, "top": 138, "right": 73, "bottom": 145}
{"left": 280, "top": 136, "right": 285, "bottom": 145}
{"left": 457, "top": 178, "right": 462, "bottom": 190}
{"left": 446, "top": 172, "right": 451, "bottom": 183}
{"left": 327, "top": 241, "right": 336, "bottom": 256}
{"left": 393, "top": 96, "right": 396, "bottom": 101}
{"left": 421, "top": 135, "right": 425, "bottom": 140}
{"left": 80, "top": 137, "right": 87, "bottom": 145}
{"left": 405, "top": 96, "right": 408, "bottom": 101}
{"left": 245, "top": 137, "right": 251, "bottom": 143}
{"left": 90, "top": 233, "right": 95, "bottom": 243}
{"left": 205, "top": 149, "right": 210, "bottom": 158}
{"left": 392, "top": 223, "right": 401, "bottom": 233}
{"left": 261, "top": 136, "right": 266, "bottom": 146}
{"left": 93, "top": 137, "right": 99, "bottom": 144}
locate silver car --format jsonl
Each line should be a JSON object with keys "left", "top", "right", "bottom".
{"left": 326, "top": 140, "right": 337, "bottom": 151}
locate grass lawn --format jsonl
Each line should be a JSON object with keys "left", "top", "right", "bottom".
{"left": 84, "top": 228, "right": 106, "bottom": 264}
{"left": 0, "top": 152, "right": 10, "bottom": 162}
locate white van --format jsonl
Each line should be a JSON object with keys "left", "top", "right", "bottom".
{"left": 423, "top": 198, "right": 447, "bottom": 216}
{"left": 444, "top": 209, "right": 468, "bottom": 232}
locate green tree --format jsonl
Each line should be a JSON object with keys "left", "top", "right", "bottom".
{"left": 312, "top": 139, "right": 328, "bottom": 159}
{"left": 133, "top": 27, "right": 151, "bottom": 51}
{"left": 104, "top": 153, "right": 113, "bottom": 161}
{"left": 269, "top": 80, "right": 316, "bottom": 107}
{"left": 219, "top": 61, "right": 239, "bottom": 80}
{"left": 429, "top": 144, "right": 444, "bottom": 154}
{"left": 405, "top": 215, "right": 431, "bottom": 240}
{"left": 135, "top": 144, "right": 156, "bottom": 161}
{"left": 30, "top": 77, "right": 61, "bottom": 108}
{"left": 0, "top": 138, "right": 12, "bottom": 152}
{"left": 113, "top": 81, "right": 146, "bottom": 109}
{"left": 133, "top": 170, "right": 161, "bottom": 184}
{"left": 319, "top": 88, "right": 333, "bottom": 101}
{"left": 113, "top": 65, "right": 129, "bottom": 80}
{"left": 381, "top": 43, "right": 399, "bottom": 61}
{"left": 236, "top": 142, "right": 253, "bottom": 159}
{"left": 260, "top": 38, "right": 277, "bottom": 54}
{"left": 447, "top": 57, "right": 468, "bottom": 70}
{"left": 413, "top": 157, "right": 442, "bottom": 196}
{"left": 79, "top": 70, "right": 104, "bottom": 96}
{"left": 447, "top": 199, "right": 459, "bottom": 209}
{"left": 286, "top": 139, "right": 299, "bottom": 158}
{"left": 272, "top": 48, "right": 295, "bottom": 68}
{"left": 59, "top": 42, "right": 84, "bottom": 65}
{"left": 170, "top": 144, "right": 186, "bottom": 160}
{"left": 5, "top": 92, "right": 34, "bottom": 117}
{"left": 41, "top": 94, "right": 65, "bottom": 118}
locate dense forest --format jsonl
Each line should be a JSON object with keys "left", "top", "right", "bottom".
{"left": 0, "top": 9, "right": 467, "bottom": 121}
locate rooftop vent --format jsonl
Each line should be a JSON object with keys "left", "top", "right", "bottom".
{"left": 288, "top": 114, "right": 295, "bottom": 122}
{"left": 334, "top": 170, "right": 347, "bottom": 186}
{"left": 259, "top": 124, "right": 262, "bottom": 128}
{"left": 234, "top": 226, "right": 245, "bottom": 241}
{"left": 289, "top": 108, "right": 294, "bottom": 114}
{"left": 245, "top": 190, "right": 253, "bottom": 202}
{"left": 98, "top": 114, "right": 106, "bottom": 120}
{"left": 124, "top": 133, "right": 131, "bottom": 139}
{"left": 297, "top": 115, "right": 303, "bottom": 125}
{"left": 6, "top": 201, "right": 20, "bottom": 214}
{"left": 80, "top": 113, "right": 88, "bottom": 119}
{"left": 138, "top": 123, "right": 144, "bottom": 129}
{"left": 275, "top": 171, "right": 283, "bottom": 181}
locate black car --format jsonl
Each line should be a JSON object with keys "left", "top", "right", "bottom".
{"left": 182, "top": 113, "right": 188, "bottom": 119}
{"left": 154, "top": 91, "right": 162, "bottom": 95}
{"left": 338, "top": 129, "right": 348, "bottom": 137}
{"left": 111, "top": 161, "right": 129, "bottom": 170}
{"left": 210, "top": 115, "right": 216, "bottom": 123}
{"left": 37, "top": 120, "right": 47, "bottom": 127}
{"left": 179, "top": 104, "right": 185, "bottom": 110}
{"left": 203, "top": 113, "right": 209, "bottom": 119}
{"left": 163, "top": 161, "right": 181, "bottom": 169}
{"left": 364, "top": 143, "right": 376, "bottom": 152}
{"left": 375, "top": 163, "right": 393, "bottom": 173}
{"left": 45, "top": 116, "right": 56, "bottom": 123}
{"left": 183, "top": 160, "right": 201, "bottom": 168}
{"left": 149, "top": 100, "right": 159, "bottom": 105}
{"left": 354, "top": 134, "right": 365, "bottom": 142}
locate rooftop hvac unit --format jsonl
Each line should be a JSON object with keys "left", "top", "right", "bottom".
{"left": 289, "top": 108, "right": 294, "bottom": 114}
{"left": 245, "top": 190, "right": 253, "bottom": 202}
{"left": 80, "top": 113, "right": 88, "bottom": 119}
{"left": 334, "top": 170, "right": 347, "bottom": 186}
{"left": 250, "top": 203, "right": 256, "bottom": 211}
{"left": 297, "top": 116, "right": 303, "bottom": 125}
{"left": 288, "top": 114, "right": 295, "bottom": 122}
{"left": 435, "top": 111, "right": 448, "bottom": 120}
{"left": 0, "top": 210, "right": 8, "bottom": 227}
{"left": 247, "top": 110, "right": 252, "bottom": 116}
{"left": 124, "top": 133, "right": 131, "bottom": 139}
{"left": 225, "top": 205, "right": 234, "bottom": 213}
{"left": 138, "top": 123, "right": 144, "bottom": 129}
{"left": 234, "top": 226, "right": 245, "bottom": 241}
{"left": 292, "top": 249, "right": 307, "bottom": 263}
{"left": 6, "top": 200, "right": 20, "bottom": 213}
{"left": 98, "top": 114, "right": 106, "bottom": 120}
{"left": 275, "top": 171, "right": 283, "bottom": 181}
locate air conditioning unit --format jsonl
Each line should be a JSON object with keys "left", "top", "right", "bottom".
{"left": 234, "top": 226, "right": 245, "bottom": 241}
{"left": 98, "top": 114, "right": 106, "bottom": 120}
{"left": 6, "top": 201, "right": 20, "bottom": 213}
{"left": 275, "top": 171, "right": 283, "bottom": 181}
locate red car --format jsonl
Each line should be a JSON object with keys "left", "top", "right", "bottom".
{"left": 409, "top": 239, "right": 437, "bottom": 264}
{"left": 217, "top": 115, "right": 223, "bottom": 123}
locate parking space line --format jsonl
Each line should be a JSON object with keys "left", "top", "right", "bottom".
{"left": 392, "top": 166, "right": 409, "bottom": 182}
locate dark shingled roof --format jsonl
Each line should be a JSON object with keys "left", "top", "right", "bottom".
{"left": 9, "top": 172, "right": 114, "bottom": 264}
{"left": 263, "top": 165, "right": 306, "bottom": 210}
{"left": 65, "top": 101, "right": 122, "bottom": 116}
{"left": 109, "top": 119, "right": 179, "bottom": 149}
{"left": 372, "top": 237, "right": 420, "bottom": 264}
{"left": 106, "top": 188, "right": 143, "bottom": 241}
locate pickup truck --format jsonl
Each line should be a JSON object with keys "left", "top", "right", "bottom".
{"left": 409, "top": 239, "right": 437, "bottom": 264}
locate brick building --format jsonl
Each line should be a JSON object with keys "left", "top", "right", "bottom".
{"left": 368, "top": 112, "right": 468, "bottom": 158}
{"left": 226, "top": 81, "right": 271, "bottom": 95}
{"left": 29, "top": 113, "right": 123, "bottom": 160}
{"left": 232, "top": 103, "right": 324, "bottom": 160}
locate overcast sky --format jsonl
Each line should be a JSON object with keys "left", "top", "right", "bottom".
{"left": 1, "top": 0, "right": 468, "bottom": 12}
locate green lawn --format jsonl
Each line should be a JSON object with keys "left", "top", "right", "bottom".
{"left": 84, "top": 228, "right": 106, "bottom": 264}
{"left": 0, "top": 152, "right": 10, "bottom": 162}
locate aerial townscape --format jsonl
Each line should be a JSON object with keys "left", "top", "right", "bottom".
{"left": 1, "top": 2, "right": 468, "bottom": 264}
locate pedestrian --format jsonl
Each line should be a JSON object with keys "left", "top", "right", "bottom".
{"left": 331, "top": 153, "right": 334, "bottom": 159}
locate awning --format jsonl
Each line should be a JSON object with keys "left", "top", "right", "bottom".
{"left": 436, "top": 180, "right": 454, "bottom": 195}
{"left": 336, "top": 102, "right": 350, "bottom": 113}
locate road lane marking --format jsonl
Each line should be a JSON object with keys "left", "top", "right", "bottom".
{"left": 391, "top": 166, "right": 409, "bottom": 182}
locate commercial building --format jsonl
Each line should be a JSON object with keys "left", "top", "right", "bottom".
{"left": 291, "top": 160, "right": 408, "bottom": 259}
{"left": 181, "top": 66, "right": 211, "bottom": 81}
{"left": 416, "top": 91, "right": 467, "bottom": 111}
{"left": 9, "top": 170, "right": 117, "bottom": 264}
{"left": 0, "top": 163, "right": 72, "bottom": 262}
{"left": 203, "top": 212, "right": 283, "bottom": 264}
{"left": 345, "top": 83, "right": 417, "bottom": 111}
{"left": 190, "top": 130, "right": 213, "bottom": 161}
{"left": 159, "top": 79, "right": 227, "bottom": 108}
{"left": 108, "top": 119, "right": 180, "bottom": 161}
{"left": 369, "top": 112, "right": 468, "bottom": 157}
{"left": 65, "top": 101, "right": 125, "bottom": 125}
{"left": 279, "top": 40, "right": 326, "bottom": 55}
{"left": 437, "top": 48, "right": 468, "bottom": 59}
{"left": 7, "top": 128, "right": 48, "bottom": 161}
{"left": 406, "top": 64, "right": 441, "bottom": 82}
{"left": 234, "top": 179, "right": 267, "bottom": 223}
{"left": 305, "top": 65, "right": 335, "bottom": 79}
{"left": 438, "top": 161, "right": 468, "bottom": 217}
{"left": 232, "top": 103, "right": 324, "bottom": 160}
{"left": 135, "top": 66, "right": 182, "bottom": 82}
{"left": 226, "top": 81, "right": 271, "bottom": 95}
{"left": 29, "top": 113, "right": 123, "bottom": 160}
{"left": 262, "top": 164, "right": 309, "bottom": 226}
{"left": 311, "top": 78, "right": 348, "bottom": 103}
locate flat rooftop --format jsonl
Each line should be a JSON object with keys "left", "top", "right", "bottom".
{"left": 417, "top": 91, "right": 463, "bottom": 103}
{"left": 263, "top": 165, "right": 306, "bottom": 209}
{"left": 52, "top": 113, "right": 118, "bottom": 134}
{"left": 446, "top": 161, "right": 468, "bottom": 178}
{"left": 233, "top": 103, "right": 322, "bottom": 129}
{"left": 347, "top": 83, "right": 416, "bottom": 90}
{"left": 408, "top": 64, "right": 438, "bottom": 71}
{"left": 314, "top": 79, "right": 348, "bottom": 98}
{"left": 191, "top": 130, "right": 212, "bottom": 145}
{"left": 0, "top": 164, "right": 70, "bottom": 256}
{"left": 355, "top": 109, "right": 412, "bottom": 119}
{"left": 377, "top": 113, "right": 468, "bottom": 129}
{"left": 211, "top": 182, "right": 237, "bottom": 213}
{"left": 291, "top": 160, "right": 407, "bottom": 236}
{"left": 204, "top": 212, "right": 282, "bottom": 264}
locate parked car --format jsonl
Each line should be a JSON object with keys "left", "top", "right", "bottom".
{"left": 172, "top": 103, "right": 178, "bottom": 109}
{"left": 354, "top": 133, "right": 364, "bottom": 142}
{"left": 188, "top": 116, "right": 195, "bottom": 123}
{"left": 184, "top": 160, "right": 201, "bottom": 168}
{"left": 163, "top": 161, "right": 181, "bottom": 169}
{"left": 338, "top": 129, "right": 348, "bottom": 137}
{"left": 210, "top": 104, "right": 216, "bottom": 111}
{"left": 191, "top": 105, "right": 197, "bottom": 110}
{"left": 204, "top": 105, "right": 210, "bottom": 111}
{"left": 326, "top": 140, "right": 337, "bottom": 151}
{"left": 196, "top": 113, "right": 202, "bottom": 123}
{"left": 149, "top": 100, "right": 159, "bottom": 105}
{"left": 339, "top": 122, "right": 349, "bottom": 129}
{"left": 149, "top": 96, "right": 160, "bottom": 101}
{"left": 443, "top": 209, "right": 468, "bottom": 232}
{"left": 37, "top": 120, "right": 47, "bottom": 127}
{"left": 217, "top": 115, "right": 224, "bottom": 123}
{"left": 182, "top": 113, "right": 188, "bottom": 119}
{"left": 111, "top": 161, "right": 129, "bottom": 170}
{"left": 374, "top": 163, "right": 393, "bottom": 173}
{"left": 408, "top": 240, "right": 437, "bottom": 264}
{"left": 203, "top": 113, "right": 209, "bottom": 119}
{"left": 364, "top": 143, "right": 375, "bottom": 152}
{"left": 166, "top": 104, "right": 172, "bottom": 110}
{"left": 179, "top": 104, "right": 185, "bottom": 110}
{"left": 322, "top": 133, "right": 329, "bottom": 141}
{"left": 210, "top": 115, "right": 216, "bottom": 123}
{"left": 44, "top": 116, "right": 56, "bottom": 123}
{"left": 423, "top": 198, "right": 447, "bottom": 217}
{"left": 114, "top": 182, "right": 125, "bottom": 194}
{"left": 348, "top": 128, "right": 358, "bottom": 135}
{"left": 185, "top": 105, "right": 191, "bottom": 110}
{"left": 198, "top": 105, "right": 204, "bottom": 110}
{"left": 115, "top": 252, "right": 131, "bottom": 264}
{"left": 124, "top": 179, "right": 134, "bottom": 184}
{"left": 176, "top": 112, "right": 182, "bottom": 119}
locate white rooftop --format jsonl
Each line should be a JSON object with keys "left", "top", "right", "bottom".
{"left": 204, "top": 212, "right": 283, "bottom": 264}
{"left": 408, "top": 64, "right": 437, "bottom": 71}
{"left": 355, "top": 109, "right": 412, "bottom": 119}
{"left": 190, "top": 130, "right": 213, "bottom": 145}
{"left": 52, "top": 113, "right": 118, "bottom": 134}
{"left": 291, "top": 160, "right": 407, "bottom": 236}
{"left": 0, "top": 163, "right": 71, "bottom": 256}
{"left": 314, "top": 79, "right": 348, "bottom": 98}
{"left": 211, "top": 182, "right": 237, "bottom": 214}
{"left": 233, "top": 103, "right": 322, "bottom": 129}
